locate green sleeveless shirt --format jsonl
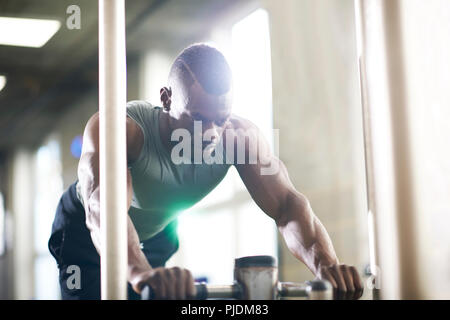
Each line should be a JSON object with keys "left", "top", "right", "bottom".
{"left": 77, "top": 100, "right": 231, "bottom": 241}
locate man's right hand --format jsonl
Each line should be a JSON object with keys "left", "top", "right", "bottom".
{"left": 131, "top": 267, "right": 196, "bottom": 300}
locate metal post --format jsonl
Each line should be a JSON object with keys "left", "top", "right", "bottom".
{"left": 98, "top": 0, "right": 128, "bottom": 300}
{"left": 354, "top": 0, "right": 382, "bottom": 300}
{"left": 354, "top": 0, "right": 423, "bottom": 299}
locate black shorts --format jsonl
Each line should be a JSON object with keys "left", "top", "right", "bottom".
{"left": 48, "top": 181, "right": 179, "bottom": 300}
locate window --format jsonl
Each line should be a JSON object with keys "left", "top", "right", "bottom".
{"left": 34, "top": 138, "right": 63, "bottom": 299}
{"left": 0, "top": 193, "right": 5, "bottom": 256}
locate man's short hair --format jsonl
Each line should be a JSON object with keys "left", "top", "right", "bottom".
{"left": 169, "top": 43, "right": 232, "bottom": 96}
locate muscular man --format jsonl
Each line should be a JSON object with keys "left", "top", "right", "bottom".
{"left": 48, "top": 44, "right": 363, "bottom": 300}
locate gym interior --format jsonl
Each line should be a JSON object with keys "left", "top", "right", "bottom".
{"left": 0, "top": 0, "right": 449, "bottom": 300}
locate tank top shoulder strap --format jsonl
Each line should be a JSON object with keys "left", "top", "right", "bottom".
{"left": 126, "top": 100, "right": 163, "bottom": 170}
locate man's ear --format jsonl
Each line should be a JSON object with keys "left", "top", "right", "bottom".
{"left": 160, "top": 87, "right": 172, "bottom": 111}
{"left": 160, "top": 86, "right": 172, "bottom": 97}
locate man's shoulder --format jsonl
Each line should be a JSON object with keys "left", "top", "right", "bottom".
{"left": 227, "top": 114, "right": 259, "bottom": 132}
{"left": 223, "top": 114, "right": 262, "bottom": 159}
{"left": 125, "top": 100, "right": 160, "bottom": 127}
{"left": 125, "top": 101, "right": 150, "bottom": 165}
{"left": 126, "top": 100, "right": 159, "bottom": 111}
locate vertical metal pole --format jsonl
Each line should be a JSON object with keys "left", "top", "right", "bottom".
{"left": 98, "top": 0, "right": 128, "bottom": 300}
{"left": 354, "top": 0, "right": 423, "bottom": 299}
{"left": 354, "top": 0, "right": 381, "bottom": 300}
{"left": 381, "top": 0, "right": 422, "bottom": 299}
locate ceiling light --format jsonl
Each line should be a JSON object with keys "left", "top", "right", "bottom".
{"left": 0, "top": 17, "right": 61, "bottom": 48}
{"left": 0, "top": 76, "right": 6, "bottom": 92}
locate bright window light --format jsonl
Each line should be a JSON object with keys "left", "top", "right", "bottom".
{"left": 0, "top": 17, "right": 61, "bottom": 48}
{"left": 231, "top": 9, "right": 274, "bottom": 150}
{"left": 0, "top": 75, "right": 6, "bottom": 92}
{"left": 0, "top": 193, "right": 5, "bottom": 256}
{"left": 140, "top": 51, "right": 172, "bottom": 102}
{"left": 34, "top": 138, "right": 63, "bottom": 299}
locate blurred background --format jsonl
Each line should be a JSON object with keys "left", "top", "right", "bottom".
{"left": 0, "top": 0, "right": 448, "bottom": 300}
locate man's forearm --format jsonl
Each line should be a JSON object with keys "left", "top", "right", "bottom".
{"left": 82, "top": 185, "right": 152, "bottom": 284}
{"left": 277, "top": 192, "right": 338, "bottom": 276}
{"left": 127, "top": 214, "right": 152, "bottom": 281}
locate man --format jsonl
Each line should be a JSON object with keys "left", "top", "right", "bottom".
{"left": 48, "top": 43, "right": 363, "bottom": 300}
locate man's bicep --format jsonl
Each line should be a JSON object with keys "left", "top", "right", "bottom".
{"left": 79, "top": 112, "right": 143, "bottom": 163}
{"left": 80, "top": 112, "right": 100, "bottom": 153}
{"left": 127, "top": 168, "right": 133, "bottom": 209}
{"left": 235, "top": 129, "right": 293, "bottom": 222}
{"left": 230, "top": 118, "right": 286, "bottom": 220}
{"left": 81, "top": 114, "right": 135, "bottom": 203}
{"left": 78, "top": 113, "right": 100, "bottom": 185}
{"left": 239, "top": 157, "right": 292, "bottom": 220}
